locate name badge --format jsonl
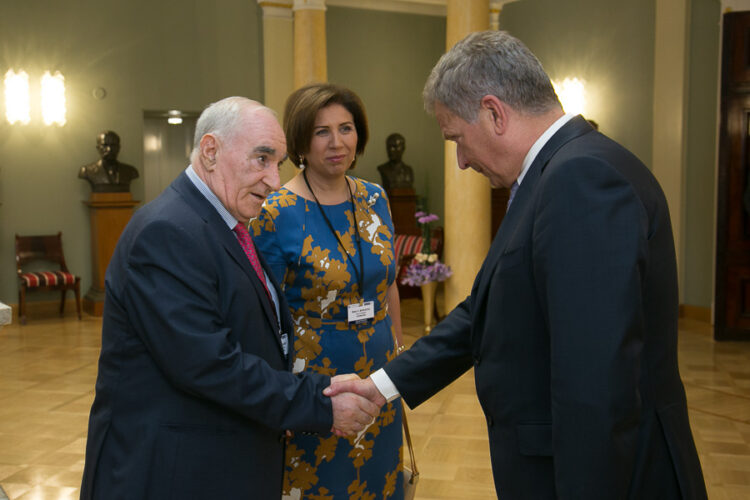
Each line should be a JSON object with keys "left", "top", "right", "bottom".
{"left": 347, "top": 301, "right": 375, "bottom": 323}
{"left": 280, "top": 331, "right": 289, "bottom": 356}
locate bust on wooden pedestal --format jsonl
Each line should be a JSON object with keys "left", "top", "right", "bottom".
{"left": 377, "top": 133, "right": 418, "bottom": 235}
{"left": 79, "top": 131, "right": 139, "bottom": 315}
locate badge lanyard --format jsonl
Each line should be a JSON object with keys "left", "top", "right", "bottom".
{"left": 302, "top": 170, "right": 366, "bottom": 302}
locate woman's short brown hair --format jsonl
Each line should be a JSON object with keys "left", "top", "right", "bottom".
{"left": 284, "top": 83, "right": 369, "bottom": 168}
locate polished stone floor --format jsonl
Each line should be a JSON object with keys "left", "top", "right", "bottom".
{"left": 0, "top": 299, "right": 748, "bottom": 499}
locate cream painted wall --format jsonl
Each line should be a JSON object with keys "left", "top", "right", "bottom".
{"left": 326, "top": 6, "right": 446, "bottom": 219}
{"left": 685, "top": 0, "right": 720, "bottom": 308}
{"left": 652, "top": 0, "right": 689, "bottom": 301}
{"left": 0, "top": 0, "right": 264, "bottom": 305}
{"left": 0, "top": 0, "right": 722, "bottom": 310}
{"left": 500, "top": 0, "right": 656, "bottom": 162}
{"left": 500, "top": 0, "right": 721, "bottom": 309}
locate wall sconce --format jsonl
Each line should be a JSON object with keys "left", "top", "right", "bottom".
{"left": 552, "top": 77, "right": 586, "bottom": 116}
{"left": 4, "top": 69, "right": 31, "bottom": 125}
{"left": 41, "top": 71, "right": 66, "bottom": 126}
{"left": 3, "top": 69, "right": 67, "bottom": 125}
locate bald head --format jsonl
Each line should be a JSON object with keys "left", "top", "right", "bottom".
{"left": 191, "top": 97, "right": 275, "bottom": 164}
{"left": 191, "top": 96, "right": 285, "bottom": 224}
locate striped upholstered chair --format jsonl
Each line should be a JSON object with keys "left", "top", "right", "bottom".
{"left": 15, "top": 232, "right": 82, "bottom": 324}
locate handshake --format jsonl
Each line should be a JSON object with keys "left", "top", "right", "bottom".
{"left": 324, "top": 374, "right": 388, "bottom": 436}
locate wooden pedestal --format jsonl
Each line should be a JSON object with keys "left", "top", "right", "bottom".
{"left": 388, "top": 188, "right": 418, "bottom": 235}
{"left": 83, "top": 192, "right": 139, "bottom": 316}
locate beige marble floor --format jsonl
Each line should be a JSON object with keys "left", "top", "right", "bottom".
{"left": 0, "top": 300, "right": 748, "bottom": 499}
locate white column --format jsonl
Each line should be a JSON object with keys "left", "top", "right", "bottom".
{"left": 652, "top": 0, "right": 688, "bottom": 299}
{"left": 443, "top": 0, "right": 491, "bottom": 312}
{"left": 258, "top": 1, "right": 294, "bottom": 116}
{"left": 293, "top": 0, "right": 328, "bottom": 88}
{"left": 489, "top": 0, "right": 521, "bottom": 30}
{"left": 258, "top": 1, "right": 296, "bottom": 183}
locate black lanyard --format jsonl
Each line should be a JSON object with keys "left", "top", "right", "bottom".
{"left": 302, "top": 170, "right": 365, "bottom": 301}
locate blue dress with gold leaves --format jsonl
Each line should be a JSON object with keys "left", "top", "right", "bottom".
{"left": 252, "top": 177, "right": 404, "bottom": 500}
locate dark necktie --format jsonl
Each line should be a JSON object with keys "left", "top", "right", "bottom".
{"left": 507, "top": 180, "right": 519, "bottom": 210}
{"left": 233, "top": 223, "right": 275, "bottom": 308}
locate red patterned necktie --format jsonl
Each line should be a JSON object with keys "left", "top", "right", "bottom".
{"left": 233, "top": 223, "right": 274, "bottom": 306}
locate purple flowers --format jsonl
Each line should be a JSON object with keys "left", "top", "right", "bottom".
{"left": 401, "top": 258, "right": 452, "bottom": 286}
{"left": 416, "top": 213, "right": 439, "bottom": 224}
{"left": 399, "top": 211, "right": 453, "bottom": 286}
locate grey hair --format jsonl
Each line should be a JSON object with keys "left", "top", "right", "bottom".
{"left": 423, "top": 30, "right": 560, "bottom": 122}
{"left": 190, "top": 96, "right": 274, "bottom": 161}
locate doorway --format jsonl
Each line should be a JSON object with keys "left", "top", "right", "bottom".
{"left": 716, "top": 12, "right": 750, "bottom": 340}
{"left": 143, "top": 111, "right": 198, "bottom": 203}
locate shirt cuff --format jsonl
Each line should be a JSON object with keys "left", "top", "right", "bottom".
{"left": 370, "top": 368, "right": 401, "bottom": 403}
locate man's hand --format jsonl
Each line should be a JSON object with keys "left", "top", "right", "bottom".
{"left": 325, "top": 376, "right": 386, "bottom": 408}
{"left": 330, "top": 391, "right": 380, "bottom": 436}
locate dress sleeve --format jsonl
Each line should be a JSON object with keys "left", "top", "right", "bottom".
{"left": 368, "top": 182, "right": 397, "bottom": 282}
{"left": 251, "top": 200, "right": 289, "bottom": 284}
{"left": 373, "top": 183, "right": 394, "bottom": 233}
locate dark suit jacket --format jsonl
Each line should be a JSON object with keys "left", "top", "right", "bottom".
{"left": 385, "top": 116, "right": 707, "bottom": 499}
{"left": 80, "top": 172, "right": 333, "bottom": 500}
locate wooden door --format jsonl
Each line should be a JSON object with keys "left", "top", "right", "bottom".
{"left": 716, "top": 12, "right": 750, "bottom": 340}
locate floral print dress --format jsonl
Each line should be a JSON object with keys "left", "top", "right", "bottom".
{"left": 252, "top": 177, "right": 404, "bottom": 500}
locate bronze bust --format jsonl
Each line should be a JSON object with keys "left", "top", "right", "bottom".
{"left": 79, "top": 131, "right": 139, "bottom": 193}
{"left": 377, "top": 133, "right": 414, "bottom": 193}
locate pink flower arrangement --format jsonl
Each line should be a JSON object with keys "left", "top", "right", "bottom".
{"left": 400, "top": 212, "right": 453, "bottom": 286}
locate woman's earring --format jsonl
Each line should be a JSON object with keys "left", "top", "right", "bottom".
{"left": 299, "top": 155, "right": 305, "bottom": 169}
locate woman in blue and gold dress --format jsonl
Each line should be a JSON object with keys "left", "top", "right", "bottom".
{"left": 252, "top": 83, "right": 405, "bottom": 499}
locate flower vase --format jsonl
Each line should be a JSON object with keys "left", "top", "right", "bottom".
{"left": 420, "top": 281, "right": 438, "bottom": 334}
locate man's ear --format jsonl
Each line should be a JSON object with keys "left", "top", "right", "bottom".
{"left": 480, "top": 95, "right": 507, "bottom": 135}
{"left": 199, "top": 134, "right": 218, "bottom": 170}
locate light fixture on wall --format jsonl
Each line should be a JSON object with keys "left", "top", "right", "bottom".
{"left": 3, "top": 69, "right": 67, "bottom": 125}
{"left": 167, "top": 110, "right": 183, "bottom": 125}
{"left": 41, "top": 71, "right": 66, "bottom": 126}
{"left": 4, "top": 69, "right": 31, "bottom": 125}
{"left": 552, "top": 77, "right": 586, "bottom": 116}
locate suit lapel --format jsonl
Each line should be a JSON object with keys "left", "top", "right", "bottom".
{"left": 171, "top": 173, "right": 286, "bottom": 356}
{"left": 255, "top": 248, "right": 295, "bottom": 367}
{"left": 472, "top": 116, "right": 594, "bottom": 317}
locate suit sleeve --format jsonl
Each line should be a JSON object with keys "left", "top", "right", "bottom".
{"left": 384, "top": 295, "right": 475, "bottom": 408}
{"left": 533, "top": 157, "right": 647, "bottom": 498}
{"left": 116, "top": 220, "right": 333, "bottom": 433}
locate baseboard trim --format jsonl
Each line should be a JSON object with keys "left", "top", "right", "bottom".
{"left": 679, "top": 304, "right": 712, "bottom": 323}
{"left": 4, "top": 300, "right": 83, "bottom": 323}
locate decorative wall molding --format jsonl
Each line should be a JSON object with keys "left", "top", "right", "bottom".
{"left": 293, "top": 0, "right": 327, "bottom": 11}
{"left": 258, "top": 1, "right": 294, "bottom": 19}
{"left": 326, "top": 0, "right": 445, "bottom": 16}
{"left": 722, "top": 0, "right": 750, "bottom": 12}
{"left": 324, "top": 0, "right": 522, "bottom": 18}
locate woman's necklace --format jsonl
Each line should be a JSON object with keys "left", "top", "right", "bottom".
{"left": 302, "top": 170, "right": 373, "bottom": 324}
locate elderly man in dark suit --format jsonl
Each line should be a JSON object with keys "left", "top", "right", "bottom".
{"left": 327, "top": 31, "right": 707, "bottom": 499}
{"left": 80, "top": 97, "right": 379, "bottom": 499}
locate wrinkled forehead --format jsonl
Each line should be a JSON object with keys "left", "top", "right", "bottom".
{"left": 241, "top": 108, "right": 287, "bottom": 155}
